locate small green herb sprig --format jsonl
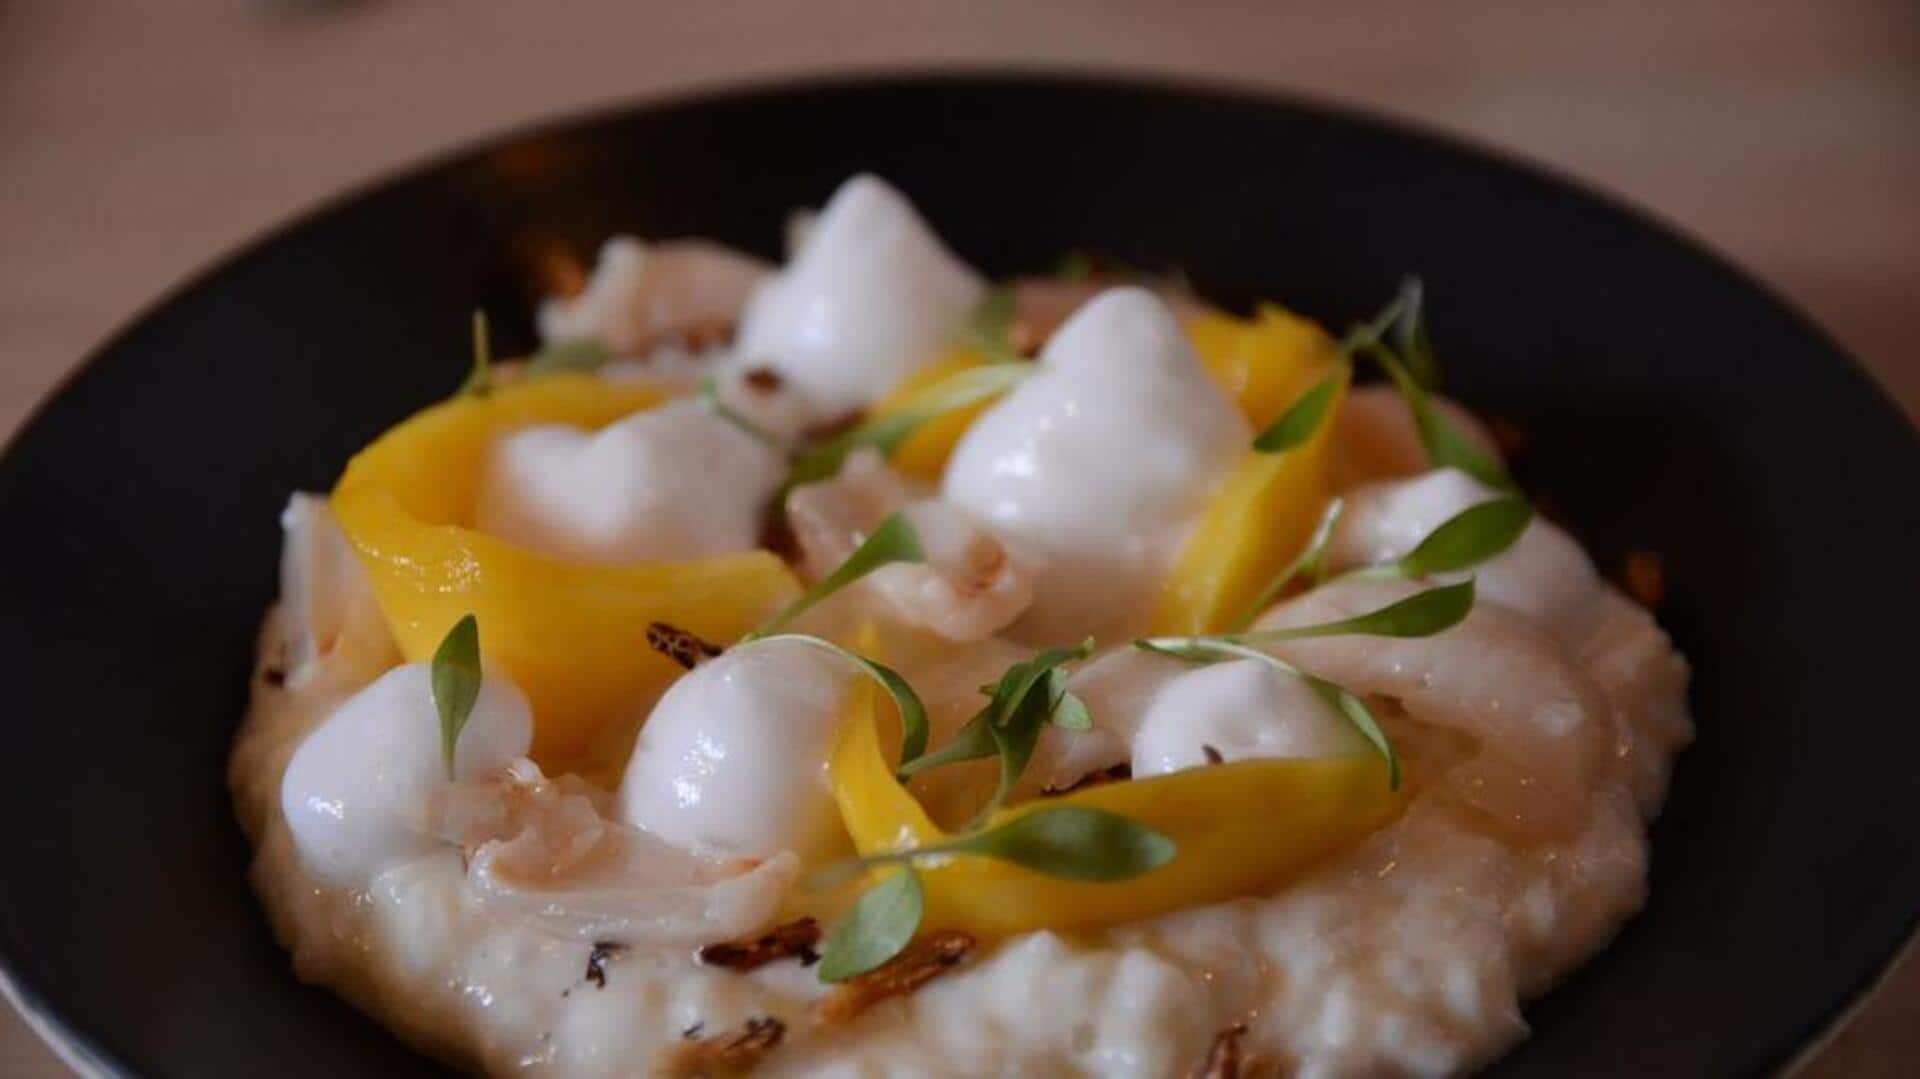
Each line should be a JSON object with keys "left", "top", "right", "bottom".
{"left": 815, "top": 806, "right": 1175, "bottom": 981}
{"left": 459, "top": 311, "right": 495, "bottom": 397}
{"left": 1358, "top": 496, "right": 1534, "bottom": 581}
{"left": 430, "top": 614, "right": 483, "bottom": 779}
{"left": 1341, "top": 280, "right": 1514, "bottom": 492}
{"left": 748, "top": 512, "right": 926, "bottom": 639}
{"left": 1229, "top": 498, "right": 1344, "bottom": 632}
{"left": 897, "top": 639, "right": 1096, "bottom": 823}
{"left": 697, "top": 376, "right": 782, "bottom": 448}
{"left": 1250, "top": 367, "right": 1347, "bottom": 454}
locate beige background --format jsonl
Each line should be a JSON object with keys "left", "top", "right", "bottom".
{"left": 1, "top": 1, "right": 1915, "bottom": 1074}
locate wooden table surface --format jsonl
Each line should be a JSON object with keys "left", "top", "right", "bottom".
{"left": 2, "top": 2, "right": 1914, "bottom": 1074}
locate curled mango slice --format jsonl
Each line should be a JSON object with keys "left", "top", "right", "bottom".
{"left": 829, "top": 679, "right": 1401, "bottom": 938}
{"left": 1150, "top": 368, "right": 1348, "bottom": 637}
{"left": 330, "top": 374, "right": 800, "bottom": 768}
{"left": 865, "top": 347, "right": 997, "bottom": 480}
{"left": 1188, "top": 303, "right": 1343, "bottom": 429}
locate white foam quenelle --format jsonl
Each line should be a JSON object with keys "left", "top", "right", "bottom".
{"left": 618, "top": 638, "right": 852, "bottom": 861}
{"left": 943, "top": 287, "right": 1250, "bottom": 641}
{"left": 733, "top": 174, "right": 986, "bottom": 419}
{"left": 1329, "top": 467, "right": 1602, "bottom": 644}
{"left": 1130, "top": 659, "right": 1366, "bottom": 778}
{"left": 280, "top": 663, "right": 533, "bottom": 884}
{"left": 473, "top": 399, "right": 782, "bottom": 565}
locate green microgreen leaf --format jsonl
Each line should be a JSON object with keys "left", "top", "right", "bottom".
{"left": 430, "top": 614, "right": 483, "bottom": 779}
{"left": 1303, "top": 672, "right": 1400, "bottom": 789}
{"left": 973, "top": 641, "right": 1094, "bottom": 822}
{"left": 1389, "top": 497, "right": 1533, "bottom": 578}
{"left": 460, "top": 310, "right": 494, "bottom": 397}
{"left": 980, "top": 709, "right": 1047, "bottom": 829}
{"left": 1251, "top": 368, "right": 1346, "bottom": 454}
{"left": 1238, "top": 579, "right": 1476, "bottom": 644}
{"left": 1347, "top": 326, "right": 1514, "bottom": 492}
{"left": 1128, "top": 636, "right": 1400, "bottom": 788}
{"left": 752, "top": 633, "right": 930, "bottom": 767}
{"left": 894, "top": 710, "right": 997, "bottom": 780}
{"left": 1229, "top": 497, "right": 1346, "bottom": 632}
{"left": 987, "top": 639, "right": 1096, "bottom": 728}
{"left": 1047, "top": 671, "right": 1093, "bottom": 732}
{"left": 942, "top": 806, "right": 1176, "bottom": 881}
{"left": 816, "top": 807, "right": 1176, "bottom": 895}
{"left": 697, "top": 376, "right": 782, "bottom": 448}
{"left": 897, "top": 639, "right": 1095, "bottom": 818}
{"left": 1387, "top": 278, "right": 1441, "bottom": 390}
{"left": 817, "top": 866, "right": 923, "bottom": 983}
{"left": 524, "top": 337, "right": 615, "bottom": 377}
{"left": 958, "top": 286, "right": 1025, "bottom": 365}
{"left": 784, "top": 363, "right": 1032, "bottom": 491}
{"left": 898, "top": 633, "right": 1098, "bottom": 794}
{"left": 1341, "top": 280, "right": 1512, "bottom": 491}
{"left": 749, "top": 512, "right": 926, "bottom": 639}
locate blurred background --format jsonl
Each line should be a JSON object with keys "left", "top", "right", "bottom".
{"left": 1, "top": 1, "right": 1914, "bottom": 1075}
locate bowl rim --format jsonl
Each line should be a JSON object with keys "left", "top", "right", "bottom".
{"left": 1, "top": 66, "right": 1913, "bottom": 1077}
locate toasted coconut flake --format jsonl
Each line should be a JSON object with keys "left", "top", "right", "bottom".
{"left": 585, "top": 940, "right": 624, "bottom": 989}
{"left": 814, "top": 931, "right": 975, "bottom": 1026}
{"left": 697, "top": 917, "right": 823, "bottom": 972}
{"left": 659, "top": 1015, "right": 786, "bottom": 1077}
{"left": 1191, "top": 1023, "right": 1249, "bottom": 1079}
{"left": 742, "top": 366, "right": 784, "bottom": 393}
{"left": 1618, "top": 549, "right": 1666, "bottom": 609}
{"left": 647, "top": 622, "right": 725, "bottom": 671}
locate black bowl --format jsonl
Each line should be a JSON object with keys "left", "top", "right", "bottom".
{"left": 2, "top": 73, "right": 1915, "bottom": 1077}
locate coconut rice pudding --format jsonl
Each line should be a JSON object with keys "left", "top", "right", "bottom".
{"left": 229, "top": 175, "right": 1692, "bottom": 1077}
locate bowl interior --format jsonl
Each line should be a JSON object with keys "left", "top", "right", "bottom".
{"left": 1, "top": 74, "right": 1916, "bottom": 1076}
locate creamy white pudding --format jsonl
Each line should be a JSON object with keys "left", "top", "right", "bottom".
{"left": 233, "top": 185, "right": 1690, "bottom": 1077}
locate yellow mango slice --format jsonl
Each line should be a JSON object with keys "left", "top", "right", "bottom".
{"left": 830, "top": 679, "right": 1401, "bottom": 938}
{"left": 866, "top": 347, "right": 997, "bottom": 480}
{"left": 1188, "top": 303, "right": 1343, "bottom": 430}
{"left": 330, "top": 375, "right": 800, "bottom": 768}
{"left": 1150, "top": 368, "right": 1347, "bottom": 637}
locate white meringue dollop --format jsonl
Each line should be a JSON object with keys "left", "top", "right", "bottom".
{"left": 942, "top": 287, "right": 1249, "bottom": 640}
{"left": 280, "top": 663, "right": 533, "bottom": 884}
{"left": 733, "top": 174, "right": 985, "bottom": 419}
{"left": 474, "top": 399, "right": 782, "bottom": 564}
